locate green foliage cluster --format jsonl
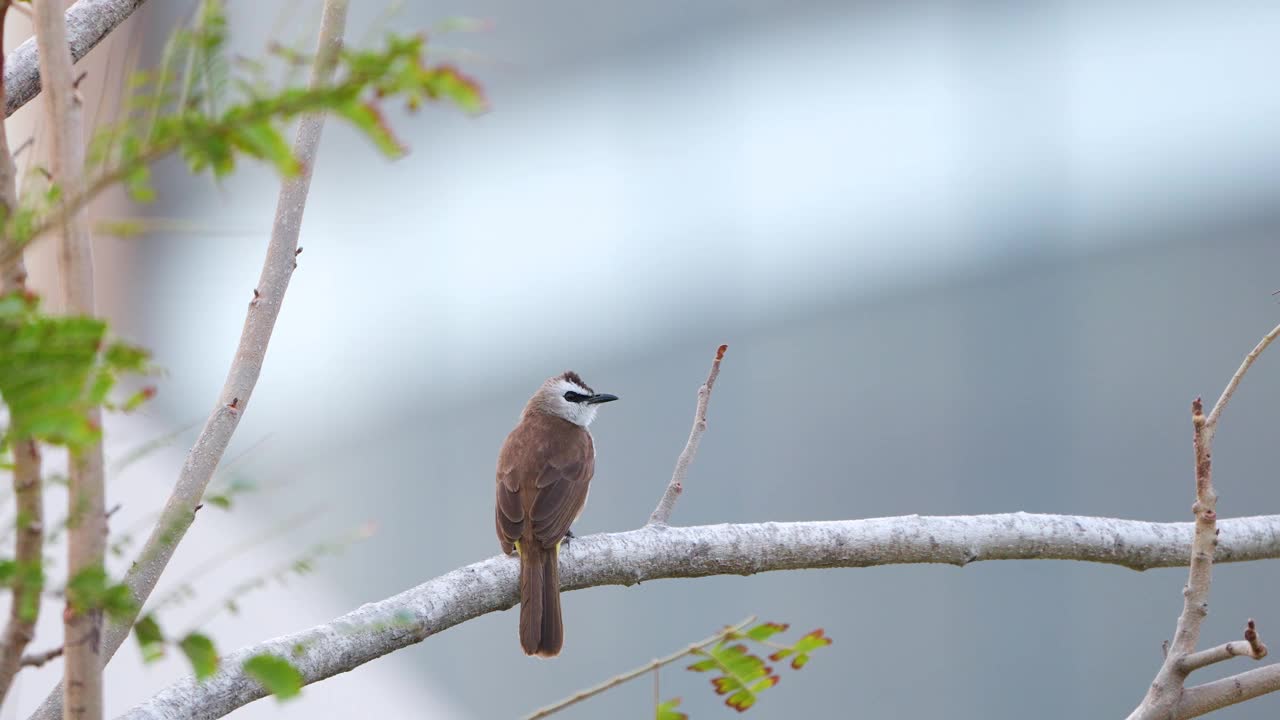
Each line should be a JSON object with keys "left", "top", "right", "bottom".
{"left": 0, "top": 557, "right": 41, "bottom": 622}
{"left": 670, "top": 621, "right": 833, "bottom": 717}
{"left": 0, "top": 0, "right": 483, "bottom": 705}
{"left": 0, "top": 292, "right": 150, "bottom": 448}
{"left": 91, "top": 0, "right": 484, "bottom": 203}
{"left": 134, "top": 617, "right": 304, "bottom": 700}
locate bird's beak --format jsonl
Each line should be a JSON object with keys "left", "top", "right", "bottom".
{"left": 585, "top": 393, "right": 619, "bottom": 405}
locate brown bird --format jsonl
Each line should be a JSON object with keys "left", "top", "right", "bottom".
{"left": 495, "top": 371, "right": 618, "bottom": 657}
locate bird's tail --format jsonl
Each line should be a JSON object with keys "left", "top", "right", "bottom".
{"left": 519, "top": 543, "right": 563, "bottom": 657}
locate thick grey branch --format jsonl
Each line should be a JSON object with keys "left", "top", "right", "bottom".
{"left": 121, "top": 513, "right": 1280, "bottom": 720}
{"left": 4, "top": 0, "right": 149, "bottom": 117}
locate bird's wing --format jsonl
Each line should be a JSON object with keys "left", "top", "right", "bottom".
{"left": 529, "top": 444, "right": 594, "bottom": 548}
{"left": 495, "top": 433, "right": 527, "bottom": 555}
{"left": 495, "top": 475, "right": 523, "bottom": 555}
{"left": 496, "top": 419, "right": 595, "bottom": 552}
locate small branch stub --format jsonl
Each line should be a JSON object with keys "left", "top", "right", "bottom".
{"left": 648, "top": 344, "right": 728, "bottom": 526}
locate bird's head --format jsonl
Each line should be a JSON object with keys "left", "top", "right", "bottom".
{"left": 529, "top": 370, "right": 618, "bottom": 426}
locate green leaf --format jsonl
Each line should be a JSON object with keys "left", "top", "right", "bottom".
{"left": 744, "top": 622, "right": 789, "bottom": 642}
{"left": 0, "top": 295, "right": 150, "bottom": 447}
{"left": 421, "top": 65, "right": 486, "bottom": 113}
{"left": 792, "top": 628, "right": 832, "bottom": 654}
{"left": 203, "top": 493, "right": 232, "bottom": 510}
{"left": 134, "top": 614, "right": 166, "bottom": 662}
{"left": 180, "top": 632, "right": 219, "bottom": 679}
{"left": 769, "top": 628, "right": 832, "bottom": 670}
{"left": 686, "top": 657, "right": 718, "bottom": 672}
{"left": 230, "top": 121, "right": 299, "bottom": 175}
{"left": 125, "top": 164, "right": 156, "bottom": 203}
{"left": 66, "top": 567, "right": 137, "bottom": 620}
{"left": 122, "top": 386, "right": 157, "bottom": 412}
{"left": 655, "top": 697, "right": 687, "bottom": 720}
{"left": 243, "top": 653, "right": 303, "bottom": 700}
{"left": 0, "top": 299, "right": 107, "bottom": 446}
{"left": 0, "top": 559, "right": 16, "bottom": 586}
{"left": 337, "top": 101, "right": 404, "bottom": 157}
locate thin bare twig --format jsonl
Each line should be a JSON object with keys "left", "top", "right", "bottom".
{"left": 649, "top": 344, "right": 728, "bottom": 525}
{"left": 0, "top": 440, "right": 43, "bottom": 704}
{"left": 1178, "top": 619, "right": 1267, "bottom": 674}
{"left": 28, "top": 1, "right": 350, "bottom": 717}
{"left": 1128, "top": 320, "right": 1280, "bottom": 720}
{"left": 524, "top": 616, "right": 754, "bottom": 720}
{"left": 0, "top": 7, "right": 43, "bottom": 703}
{"left": 20, "top": 645, "right": 64, "bottom": 668}
{"left": 1203, "top": 321, "right": 1280, "bottom": 440}
{"left": 34, "top": 0, "right": 107, "bottom": 717}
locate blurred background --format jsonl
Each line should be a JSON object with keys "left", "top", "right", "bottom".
{"left": 8, "top": 0, "right": 1280, "bottom": 718}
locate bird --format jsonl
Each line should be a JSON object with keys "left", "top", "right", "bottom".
{"left": 495, "top": 370, "right": 618, "bottom": 657}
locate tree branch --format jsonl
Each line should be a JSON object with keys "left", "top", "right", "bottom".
{"left": 0, "top": 0, "right": 24, "bottom": 293}
{"left": 0, "top": 4, "right": 44, "bottom": 706}
{"left": 35, "top": 0, "right": 107, "bottom": 717}
{"left": 121, "top": 513, "right": 1280, "bottom": 720}
{"left": 1179, "top": 622, "right": 1267, "bottom": 674}
{"left": 28, "top": 2, "right": 349, "bottom": 718}
{"left": 20, "top": 645, "right": 64, "bottom": 669}
{"left": 0, "top": 439, "right": 43, "bottom": 704}
{"left": 4, "top": 0, "right": 149, "bottom": 118}
{"left": 1178, "top": 664, "right": 1280, "bottom": 719}
{"left": 649, "top": 344, "right": 727, "bottom": 525}
{"left": 1128, "top": 320, "right": 1280, "bottom": 720}
{"left": 524, "top": 616, "right": 755, "bottom": 720}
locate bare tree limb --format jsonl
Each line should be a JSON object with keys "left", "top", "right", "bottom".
{"left": 0, "top": 439, "right": 43, "bottom": 704}
{"left": 119, "top": 513, "right": 1280, "bottom": 720}
{"left": 524, "top": 616, "right": 755, "bottom": 720}
{"left": 1128, "top": 320, "right": 1280, "bottom": 720}
{"left": 0, "top": 3, "right": 45, "bottom": 706}
{"left": 0, "top": 0, "right": 24, "bottom": 293}
{"left": 34, "top": 1, "right": 108, "bottom": 717}
{"left": 1178, "top": 619, "right": 1267, "bottom": 674}
{"left": 20, "top": 645, "right": 64, "bottom": 669}
{"left": 4, "top": 0, "right": 149, "bottom": 117}
{"left": 1203, "top": 322, "right": 1280, "bottom": 442}
{"left": 27, "top": 2, "right": 347, "bottom": 716}
{"left": 1178, "top": 664, "right": 1280, "bottom": 719}
{"left": 649, "top": 344, "right": 727, "bottom": 525}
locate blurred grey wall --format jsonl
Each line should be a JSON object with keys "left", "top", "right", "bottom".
{"left": 100, "top": 0, "right": 1280, "bottom": 717}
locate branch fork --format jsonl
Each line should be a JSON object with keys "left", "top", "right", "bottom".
{"left": 1128, "top": 320, "right": 1280, "bottom": 720}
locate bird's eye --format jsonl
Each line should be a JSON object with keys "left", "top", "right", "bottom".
{"left": 563, "top": 391, "right": 587, "bottom": 403}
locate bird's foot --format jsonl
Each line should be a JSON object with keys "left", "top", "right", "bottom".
{"left": 561, "top": 528, "right": 576, "bottom": 549}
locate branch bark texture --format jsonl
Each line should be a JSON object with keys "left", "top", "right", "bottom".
{"left": 34, "top": 0, "right": 107, "bottom": 717}
{"left": 121, "top": 513, "right": 1280, "bottom": 720}
{"left": 30, "top": 2, "right": 348, "bottom": 718}
{"left": 4, "top": 0, "right": 148, "bottom": 117}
